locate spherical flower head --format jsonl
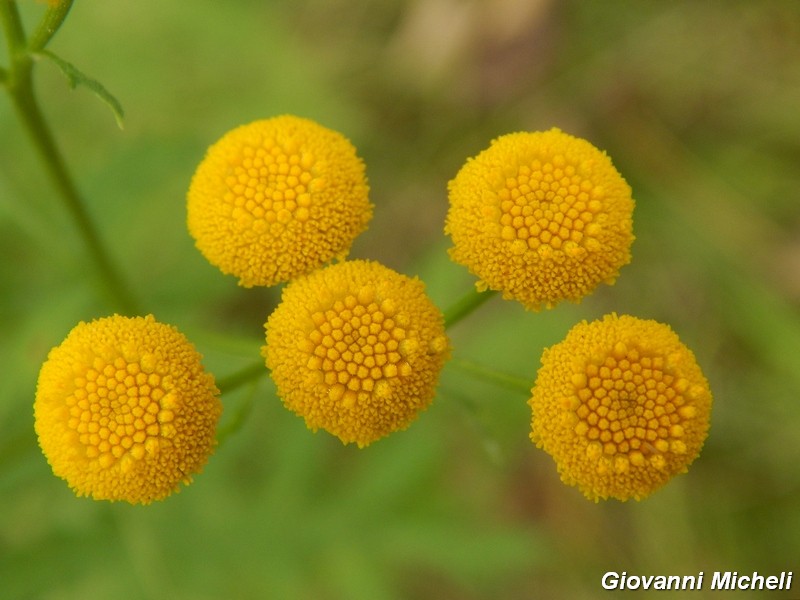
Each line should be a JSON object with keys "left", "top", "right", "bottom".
{"left": 529, "top": 314, "right": 712, "bottom": 501}
{"left": 263, "top": 260, "right": 450, "bottom": 447}
{"left": 445, "top": 128, "right": 634, "bottom": 310}
{"left": 187, "top": 115, "right": 372, "bottom": 287}
{"left": 34, "top": 315, "right": 222, "bottom": 504}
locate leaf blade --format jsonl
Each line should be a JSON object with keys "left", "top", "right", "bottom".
{"left": 35, "top": 50, "right": 125, "bottom": 128}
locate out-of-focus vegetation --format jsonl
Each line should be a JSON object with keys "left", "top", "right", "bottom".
{"left": 2, "top": 1, "right": 799, "bottom": 598}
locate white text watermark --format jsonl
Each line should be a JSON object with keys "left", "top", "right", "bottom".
{"left": 601, "top": 571, "right": 793, "bottom": 592}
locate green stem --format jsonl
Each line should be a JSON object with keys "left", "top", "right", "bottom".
{"left": 10, "top": 81, "right": 142, "bottom": 314}
{"left": 443, "top": 288, "right": 498, "bottom": 329}
{"left": 28, "top": 0, "right": 74, "bottom": 52}
{"left": 216, "top": 391, "right": 255, "bottom": 446}
{"left": 1, "top": 0, "right": 141, "bottom": 315}
{"left": 450, "top": 357, "right": 531, "bottom": 396}
{"left": 215, "top": 361, "right": 265, "bottom": 444}
{"left": 216, "top": 361, "right": 266, "bottom": 396}
{"left": 0, "top": 1, "right": 26, "bottom": 59}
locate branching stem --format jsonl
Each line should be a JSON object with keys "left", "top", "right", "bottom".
{"left": 1, "top": 0, "right": 141, "bottom": 314}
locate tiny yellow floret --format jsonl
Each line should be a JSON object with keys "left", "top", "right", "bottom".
{"left": 263, "top": 260, "right": 450, "bottom": 447}
{"left": 445, "top": 128, "right": 634, "bottom": 310}
{"left": 529, "top": 314, "right": 712, "bottom": 501}
{"left": 34, "top": 315, "right": 222, "bottom": 504}
{"left": 188, "top": 115, "right": 372, "bottom": 287}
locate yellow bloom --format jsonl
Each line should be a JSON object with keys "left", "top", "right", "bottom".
{"left": 529, "top": 314, "right": 712, "bottom": 501}
{"left": 263, "top": 260, "right": 450, "bottom": 447}
{"left": 187, "top": 115, "right": 372, "bottom": 287}
{"left": 445, "top": 128, "right": 634, "bottom": 310}
{"left": 34, "top": 315, "right": 221, "bottom": 504}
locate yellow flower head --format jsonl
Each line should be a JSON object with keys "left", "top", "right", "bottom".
{"left": 529, "top": 314, "right": 712, "bottom": 501}
{"left": 445, "top": 128, "right": 634, "bottom": 310}
{"left": 263, "top": 260, "right": 450, "bottom": 447}
{"left": 187, "top": 115, "right": 372, "bottom": 287}
{"left": 34, "top": 315, "right": 222, "bottom": 504}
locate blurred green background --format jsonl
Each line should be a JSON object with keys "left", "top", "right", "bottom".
{"left": 2, "top": 1, "right": 800, "bottom": 598}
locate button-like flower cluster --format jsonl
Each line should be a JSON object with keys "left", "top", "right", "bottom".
{"left": 446, "top": 128, "right": 634, "bottom": 310}
{"left": 529, "top": 314, "right": 712, "bottom": 501}
{"left": 263, "top": 260, "right": 450, "bottom": 447}
{"left": 34, "top": 315, "right": 221, "bottom": 504}
{"left": 188, "top": 115, "right": 372, "bottom": 287}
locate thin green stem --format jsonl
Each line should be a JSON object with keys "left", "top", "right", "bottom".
{"left": 0, "top": 2, "right": 26, "bottom": 54}
{"left": 214, "top": 361, "right": 265, "bottom": 444}
{"left": 1, "top": 0, "right": 141, "bottom": 314}
{"left": 216, "top": 390, "right": 255, "bottom": 446}
{"left": 443, "top": 288, "right": 498, "bottom": 329}
{"left": 216, "top": 361, "right": 266, "bottom": 396}
{"left": 9, "top": 82, "right": 142, "bottom": 314}
{"left": 28, "top": 0, "right": 74, "bottom": 52}
{"left": 450, "top": 357, "right": 531, "bottom": 396}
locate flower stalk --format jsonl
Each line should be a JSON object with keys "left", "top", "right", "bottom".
{"left": 28, "top": 0, "right": 74, "bottom": 52}
{"left": 216, "top": 361, "right": 267, "bottom": 396}
{"left": 450, "top": 357, "right": 531, "bottom": 395}
{"left": 1, "top": 0, "right": 141, "bottom": 315}
{"left": 443, "top": 288, "right": 497, "bottom": 329}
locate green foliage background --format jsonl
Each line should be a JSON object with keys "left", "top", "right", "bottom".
{"left": 2, "top": 1, "right": 799, "bottom": 598}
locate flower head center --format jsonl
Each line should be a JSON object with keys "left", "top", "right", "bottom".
{"left": 570, "top": 343, "right": 697, "bottom": 473}
{"left": 306, "top": 287, "right": 413, "bottom": 407}
{"left": 225, "top": 142, "right": 319, "bottom": 229}
{"left": 66, "top": 355, "right": 176, "bottom": 470}
{"left": 498, "top": 159, "right": 606, "bottom": 258}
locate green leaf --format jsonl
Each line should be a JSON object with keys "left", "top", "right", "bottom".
{"left": 35, "top": 49, "right": 124, "bottom": 128}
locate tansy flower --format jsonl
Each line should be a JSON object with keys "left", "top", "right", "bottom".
{"left": 529, "top": 314, "right": 712, "bottom": 501}
{"left": 187, "top": 115, "right": 372, "bottom": 287}
{"left": 263, "top": 260, "right": 450, "bottom": 447}
{"left": 34, "top": 315, "right": 221, "bottom": 504}
{"left": 445, "top": 128, "right": 634, "bottom": 310}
